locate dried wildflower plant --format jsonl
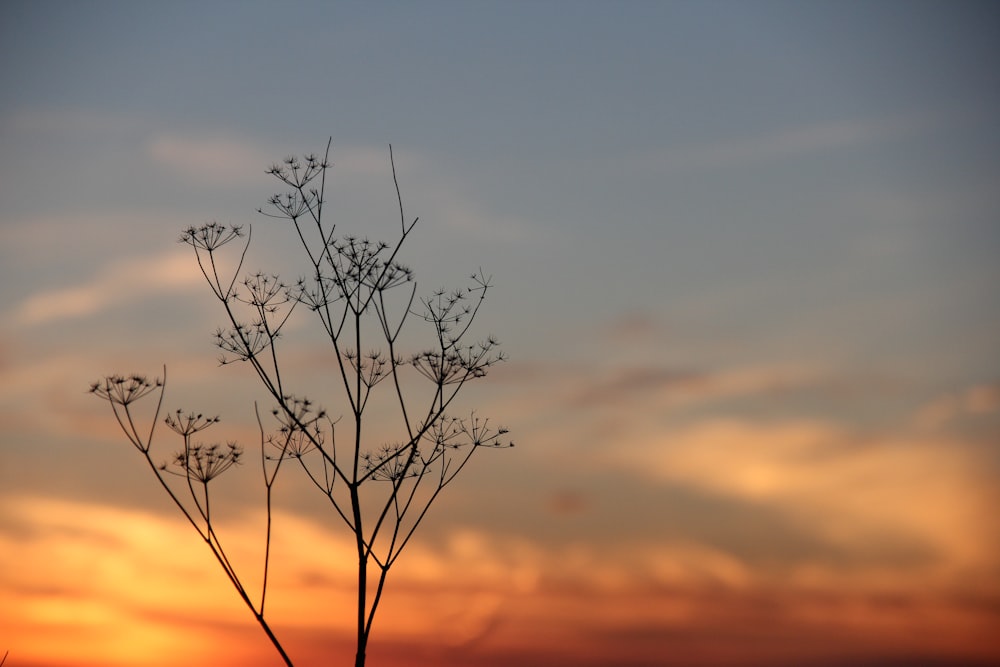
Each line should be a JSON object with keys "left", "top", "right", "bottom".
{"left": 91, "top": 140, "right": 512, "bottom": 667}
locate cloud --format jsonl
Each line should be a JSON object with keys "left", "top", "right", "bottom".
{"left": 4, "top": 477, "right": 998, "bottom": 667}
{"left": 630, "top": 112, "right": 942, "bottom": 173}
{"left": 144, "top": 135, "right": 534, "bottom": 248}
{"left": 146, "top": 134, "right": 402, "bottom": 189}
{"left": 599, "top": 311, "right": 665, "bottom": 344}
{"left": 681, "top": 119, "right": 905, "bottom": 168}
{"left": 566, "top": 363, "right": 827, "bottom": 410}
{"left": 610, "top": 418, "right": 998, "bottom": 573}
{"left": 0, "top": 497, "right": 358, "bottom": 665}
{"left": 916, "top": 383, "right": 1000, "bottom": 427}
{"left": 377, "top": 158, "right": 534, "bottom": 246}
{"left": 425, "top": 192, "right": 533, "bottom": 243}
{"left": 12, "top": 250, "right": 202, "bottom": 326}
{"left": 146, "top": 135, "right": 278, "bottom": 187}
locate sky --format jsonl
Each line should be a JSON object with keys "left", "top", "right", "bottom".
{"left": 1, "top": 1, "right": 999, "bottom": 665}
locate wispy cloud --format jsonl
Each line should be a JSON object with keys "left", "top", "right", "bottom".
{"left": 554, "top": 362, "right": 829, "bottom": 411}
{"left": 916, "top": 382, "right": 1000, "bottom": 427}
{"left": 611, "top": 418, "right": 997, "bottom": 572}
{"left": 425, "top": 192, "right": 533, "bottom": 243}
{"left": 146, "top": 134, "right": 404, "bottom": 188}
{"left": 385, "top": 150, "right": 534, "bottom": 244}
{"left": 12, "top": 250, "right": 202, "bottom": 326}
{"left": 4, "top": 492, "right": 997, "bottom": 667}
{"left": 599, "top": 311, "right": 665, "bottom": 344}
{"left": 145, "top": 135, "right": 534, "bottom": 244}
{"left": 635, "top": 112, "right": 942, "bottom": 173}
{"left": 146, "top": 135, "right": 278, "bottom": 187}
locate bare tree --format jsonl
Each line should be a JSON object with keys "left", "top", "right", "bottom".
{"left": 90, "top": 141, "right": 512, "bottom": 666}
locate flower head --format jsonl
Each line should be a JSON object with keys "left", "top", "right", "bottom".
{"left": 179, "top": 222, "right": 244, "bottom": 251}
{"left": 89, "top": 374, "right": 162, "bottom": 406}
{"left": 165, "top": 409, "right": 221, "bottom": 436}
{"left": 164, "top": 441, "right": 243, "bottom": 483}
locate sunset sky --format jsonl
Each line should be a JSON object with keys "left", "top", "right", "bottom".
{"left": 2, "top": 2, "right": 999, "bottom": 666}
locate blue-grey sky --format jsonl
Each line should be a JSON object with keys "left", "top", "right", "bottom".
{"left": 1, "top": 2, "right": 999, "bottom": 666}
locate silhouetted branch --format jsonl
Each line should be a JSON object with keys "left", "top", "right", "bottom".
{"left": 93, "top": 141, "right": 512, "bottom": 667}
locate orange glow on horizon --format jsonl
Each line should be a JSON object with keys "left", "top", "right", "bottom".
{"left": 3, "top": 488, "right": 999, "bottom": 667}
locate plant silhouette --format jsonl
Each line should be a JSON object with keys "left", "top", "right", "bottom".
{"left": 91, "top": 141, "right": 512, "bottom": 666}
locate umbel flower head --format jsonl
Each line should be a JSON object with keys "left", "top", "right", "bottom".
{"left": 179, "top": 222, "right": 244, "bottom": 251}
{"left": 162, "top": 441, "right": 243, "bottom": 483}
{"left": 89, "top": 374, "right": 162, "bottom": 406}
{"left": 264, "top": 395, "right": 328, "bottom": 459}
{"left": 165, "top": 409, "right": 221, "bottom": 436}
